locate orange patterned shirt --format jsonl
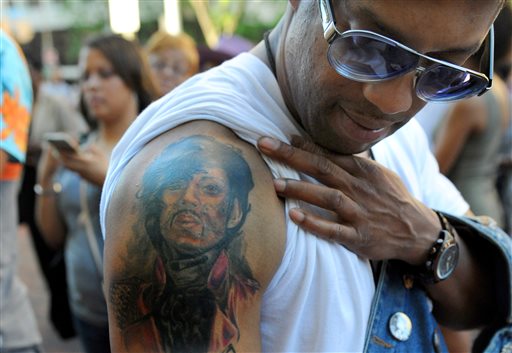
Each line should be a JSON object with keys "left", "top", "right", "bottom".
{"left": 0, "top": 30, "right": 32, "bottom": 180}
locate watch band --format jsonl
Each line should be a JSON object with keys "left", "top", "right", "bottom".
{"left": 416, "top": 211, "right": 459, "bottom": 284}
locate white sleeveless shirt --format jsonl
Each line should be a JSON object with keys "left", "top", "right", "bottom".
{"left": 101, "top": 53, "right": 468, "bottom": 352}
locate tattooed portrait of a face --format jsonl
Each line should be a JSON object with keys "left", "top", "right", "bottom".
{"left": 109, "top": 135, "right": 260, "bottom": 353}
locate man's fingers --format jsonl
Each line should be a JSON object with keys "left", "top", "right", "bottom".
{"left": 291, "top": 135, "right": 381, "bottom": 178}
{"left": 258, "top": 136, "right": 304, "bottom": 160}
{"left": 258, "top": 136, "right": 321, "bottom": 175}
{"left": 258, "top": 137, "right": 352, "bottom": 186}
{"left": 290, "top": 135, "right": 327, "bottom": 156}
{"left": 258, "top": 136, "right": 379, "bottom": 183}
{"left": 288, "top": 208, "right": 357, "bottom": 245}
{"left": 274, "top": 179, "right": 359, "bottom": 219}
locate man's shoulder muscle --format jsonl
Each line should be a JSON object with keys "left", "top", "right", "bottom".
{"left": 104, "top": 120, "right": 285, "bottom": 353}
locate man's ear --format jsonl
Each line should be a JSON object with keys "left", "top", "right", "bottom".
{"left": 227, "top": 199, "right": 243, "bottom": 229}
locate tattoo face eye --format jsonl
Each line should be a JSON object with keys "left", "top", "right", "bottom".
{"left": 198, "top": 177, "right": 227, "bottom": 199}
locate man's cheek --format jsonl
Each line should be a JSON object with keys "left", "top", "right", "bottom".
{"left": 203, "top": 206, "right": 227, "bottom": 229}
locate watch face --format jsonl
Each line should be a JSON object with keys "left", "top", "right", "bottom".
{"left": 436, "top": 244, "right": 459, "bottom": 280}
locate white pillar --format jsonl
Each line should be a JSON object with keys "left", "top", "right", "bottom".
{"left": 108, "top": 0, "right": 140, "bottom": 38}
{"left": 163, "top": 0, "right": 182, "bottom": 35}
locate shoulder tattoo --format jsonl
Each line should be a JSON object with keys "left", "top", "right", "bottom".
{"left": 109, "top": 135, "right": 260, "bottom": 353}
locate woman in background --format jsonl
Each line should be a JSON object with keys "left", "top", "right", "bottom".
{"left": 434, "top": 9, "right": 511, "bottom": 229}
{"left": 146, "top": 30, "right": 199, "bottom": 97}
{"left": 35, "top": 34, "right": 158, "bottom": 353}
{"left": 18, "top": 50, "right": 88, "bottom": 339}
{"left": 434, "top": 5, "right": 512, "bottom": 352}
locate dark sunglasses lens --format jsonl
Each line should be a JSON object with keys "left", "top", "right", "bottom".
{"left": 328, "top": 34, "right": 418, "bottom": 81}
{"left": 416, "top": 65, "right": 488, "bottom": 101}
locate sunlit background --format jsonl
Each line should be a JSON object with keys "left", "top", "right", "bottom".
{"left": 1, "top": 0, "right": 286, "bottom": 81}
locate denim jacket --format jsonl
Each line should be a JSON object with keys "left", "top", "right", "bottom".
{"left": 363, "top": 213, "right": 512, "bottom": 353}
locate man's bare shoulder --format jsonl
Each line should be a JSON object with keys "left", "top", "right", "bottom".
{"left": 104, "top": 120, "right": 285, "bottom": 353}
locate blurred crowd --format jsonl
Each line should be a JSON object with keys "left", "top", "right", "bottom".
{"left": 1, "top": 3, "right": 511, "bottom": 353}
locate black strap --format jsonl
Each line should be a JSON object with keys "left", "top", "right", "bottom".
{"left": 264, "top": 30, "right": 277, "bottom": 77}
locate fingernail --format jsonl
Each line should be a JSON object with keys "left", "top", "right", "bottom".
{"left": 258, "top": 137, "right": 280, "bottom": 151}
{"left": 289, "top": 208, "right": 305, "bottom": 222}
{"left": 273, "top": 179, "right": 285, "bottom": 192}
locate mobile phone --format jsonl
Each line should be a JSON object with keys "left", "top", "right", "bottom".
{"left": 45, "top": 132, "right": 79, "bottom": 153}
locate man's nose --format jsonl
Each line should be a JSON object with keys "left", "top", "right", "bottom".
{"left": 361, "top": 73, "right": 415, "bottom": 115}
{"left": 182, "top": 184, "right": 198, "bottom": 204}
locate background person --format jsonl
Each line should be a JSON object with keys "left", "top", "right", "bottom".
{"left": 146, "top": 31, "right": 199, "bottom": 97}
{"left": 415, "top": 3, "right": 512, "bottom": 235}
{"left": 35, "top": 34, "right": 158, "bottom": 353}
{"left": 101, "top": 1, "right": 512, "bottom": 353}
{"left": 0, "top": 28, "right": 42, "bottom": 353}
{"left": 434, "top": 39, "right": 511, "bottom": 229}
{"left": 197, "top": 35, "right": 254, "bottom": 72}
{"left": 17, "top": 49, "right": 88, "bottom": 340}
{"left": 494, "top": 4, "right": 512, "bottom": 235}
{"left": 407, "top": 6, "right": 512, "bottom": 350}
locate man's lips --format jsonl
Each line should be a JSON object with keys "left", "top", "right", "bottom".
{"left": 172, "top": 211, "right": 201, "bottom": 227}
{"left": 339, "top": 107, "right": 390, "bottom": 143}
{"left": 342, "top": 107, "right": 388, "bottom": 131}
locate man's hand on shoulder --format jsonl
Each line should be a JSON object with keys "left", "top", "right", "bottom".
{"left": 257, "top": 135, "right": 440, "bottom": 265}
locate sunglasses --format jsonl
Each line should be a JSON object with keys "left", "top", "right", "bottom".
{"left": 319, "top": 0, "right": 494, "bottom": 102}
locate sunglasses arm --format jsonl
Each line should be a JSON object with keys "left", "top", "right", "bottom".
{"left": 479, "top": 25, "right": 494, "bottom": 96}
{"left": 319, "top": 0, "right": 340, "bottom": 43}
{"left": 487, "top": 25, "right": 494, "bottom": 90}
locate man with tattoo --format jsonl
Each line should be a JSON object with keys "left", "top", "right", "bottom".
{"left": 101, "top": 1, "right": 512, "bottom": 352}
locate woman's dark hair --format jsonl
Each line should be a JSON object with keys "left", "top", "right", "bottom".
{"left": 22, "top": 48, "right": 43, "bottom": 72}
{"left": 79, "top": 34, "right": 159, "bottom": 128}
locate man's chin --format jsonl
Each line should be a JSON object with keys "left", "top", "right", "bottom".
{"left": 171, "top": 229, "right": 225, "bottom": 253}
{"left": 316, "top": 139, "right": 377, "bottom": 156}
{"left": 170, "top": 228, "right": 203, "bottom": 245}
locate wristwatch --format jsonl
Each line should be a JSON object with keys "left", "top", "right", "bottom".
{"left": 416, "top": 212, "right": 460, "bottom": 284}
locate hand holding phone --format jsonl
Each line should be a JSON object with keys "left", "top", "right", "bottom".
{"left": 44, "top": 132, "right": 80, "bottom": 154}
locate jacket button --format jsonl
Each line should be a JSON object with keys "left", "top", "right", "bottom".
{"left": 501, "top": 342, "right": 512, "bottom": 353}
{"left": 389, "top": 312, "right": 412, "bottom": 341}
{"left": 432, "top": 329, "right": 442, "bottom": 353}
